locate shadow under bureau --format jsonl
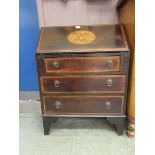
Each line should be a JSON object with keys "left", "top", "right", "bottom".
{"left": 36, "top": 24, "right": 130, "bottom": 135}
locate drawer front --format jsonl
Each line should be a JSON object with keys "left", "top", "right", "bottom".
{"left": 45, "top": 56, "right": 120, "bottom": 73}
{"left": 43, "top": 96, "right": 124, "bottom": 115}
{"left": 41, "top": 75, "right": 126, "bottom": 93}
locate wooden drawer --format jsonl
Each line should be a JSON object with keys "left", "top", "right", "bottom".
{"left": 44, "top": 56, "right": 120, "bottom": 73}
{"left": 43, "top": 96, "right": 124, "bottom": 115}
{"left": 41, "top": 75, "right": 126, "bottom": 93}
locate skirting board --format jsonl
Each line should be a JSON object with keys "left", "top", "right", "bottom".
{"left": 19, "top": 91, "right": 40, "bottom": 101}
{"left": 19, "top": 100, "right": 41, "bottom": 113}
{"left": 19, "top": 91, "right": 40, "bottom": 113}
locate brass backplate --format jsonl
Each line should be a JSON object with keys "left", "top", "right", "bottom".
{"left": 68, "top": 30, "right": 96, "bottom": 44}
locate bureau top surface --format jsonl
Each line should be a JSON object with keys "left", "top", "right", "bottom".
{"left": 36, "top": 24, "right": 129, "bottom": 54}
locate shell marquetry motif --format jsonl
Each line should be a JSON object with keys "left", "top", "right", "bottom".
{"left": 68, "top": 30, "right": 96, "bottom": 45}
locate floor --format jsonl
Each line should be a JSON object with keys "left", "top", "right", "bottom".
{"left": 20, "top": 111, "right": 135, "bottom": 155}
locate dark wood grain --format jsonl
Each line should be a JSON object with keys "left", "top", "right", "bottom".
{"left": 36, "top": 52, "right": 130, "bottom": 76}
{"left": 107, "top": 117, "right": 125, "bottom": 135}
{"left": 45, "top": 56, "right": 120, "bottom": 73}
{"left": 41, "top": 75, "right": 126, "bottom": 93}
{"left": 43, "top": 96, "right": 124, "bottom": 115}
{"left": 37, "top": 25, "right": 129, "bottom": 53}
{"left": 42, "top": 117, "right": 58, "bottom": 135}
{"left": 36, "top": 24, "right": 130, "bottom": 136}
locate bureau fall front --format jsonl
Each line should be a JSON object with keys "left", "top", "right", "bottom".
{"left": 36, "top": 24, "right": 130, "bottom": 135}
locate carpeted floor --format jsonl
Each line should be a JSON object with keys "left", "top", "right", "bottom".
{"left": 19, "top": 111, "right": 135, "bottom": 155}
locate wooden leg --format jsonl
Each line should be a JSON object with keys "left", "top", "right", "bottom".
{"left": 127, "top": 117, "right": 135, "bottom": 138}
{"left": 42, "top": 117, "right": 58, "bottom": 135}
{"left": 107, "top": 117, "right": 125, "bottom": 136}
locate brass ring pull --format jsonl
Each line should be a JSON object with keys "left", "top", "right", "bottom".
{"left": 53, "top": 80, "right": 60, "bottom": 88}
{"left": 54, "top": 101, "right": 63, "bottom": 109}
{"left": 53, "top": 61, "right": 60, "bottom": 69}
{"left": 106, "top": 60, "right": 113, "bottom": 67}
{"left": 105, "top": 101, "right": 112, "bottom": 109}
{"left": 106, "top": 79, "right": 113, "bottom": 87}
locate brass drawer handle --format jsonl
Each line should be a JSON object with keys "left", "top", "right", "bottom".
{"left": 54, "top": 101, "right": 63, "bottom": 109}
{"left": 106, "top": 79, "right": 113, "bottom": 87}
{"left": 105, "top": 101, "right": 112, "bottom": 109}
{"left": 106, "top": 60, "right": 113, "bottom": 67}
{"left": 53, "top": 61, "right": 60, "bottom": 69}
{"left": 53, "top": 80, "right": 60, "bottom": 88}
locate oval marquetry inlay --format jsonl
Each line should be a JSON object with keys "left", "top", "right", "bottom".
{"left": 68, "top": 30, "right": 96, "bottom": 44}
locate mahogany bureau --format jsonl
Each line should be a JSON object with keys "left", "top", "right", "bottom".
{"left": 36, "top": 24, "right": 130, "bottom": 135}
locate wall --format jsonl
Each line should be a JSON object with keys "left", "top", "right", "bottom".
{"left": 37, "top": 0, "right": 118, "bottom": 27}
{"left": 19, "top": 0, "right": 39, "bottom": 91}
